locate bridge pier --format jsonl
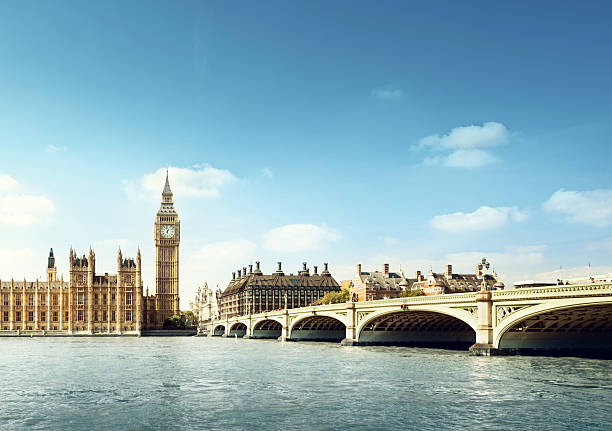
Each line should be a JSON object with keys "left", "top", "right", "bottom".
{"left": 340, "top": 302, "right": 359, "bottom": 346}
{"left": 469, "top": 290, "right": 498, "bottom": 355}
{"left": 277, "top": 310, "right": 289, "bottom": 342}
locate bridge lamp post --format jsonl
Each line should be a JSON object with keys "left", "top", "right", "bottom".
{"left": 478, "top": 258, "right": 491, "bottom": 291}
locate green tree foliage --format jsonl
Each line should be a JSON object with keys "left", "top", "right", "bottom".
{"left": 400, "top": 289, "right": 425, "bottom": 297}
{"left": 313, "top": 288, "right": 351, "bottom": 305}
{"left": 182, "top": 310, "right": 195, "bottom": 320}
{"left": 163, "top": 315, "right": 186, "bottom": 329}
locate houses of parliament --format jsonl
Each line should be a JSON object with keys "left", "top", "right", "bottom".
{"left": 0, "top": 172, "right": 180, "bottom": 335}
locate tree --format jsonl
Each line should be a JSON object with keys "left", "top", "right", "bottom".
{"left": 163, "top": 315, "right": 186, "bottom": 329}
{"left": 313, "top": 287, "right": 351, "bottom": 305}
{"left": 400, "top": 289, "right": 425, "bottom": 298}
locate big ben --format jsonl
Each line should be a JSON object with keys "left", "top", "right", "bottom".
{"left": 154, "top": 170, "right": 180, "bottom": 325}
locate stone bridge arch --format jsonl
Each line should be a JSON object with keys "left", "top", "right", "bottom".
{"left": 212, "top": 324, "right": 225, "bottom": 336}
{"left": 288, "top": 312, "right": 347, "bottom": 341}
{"left": 493, "top": 297, "right": 612, "bottom": 352}
{"left": 356, "top": 305, "right": 477, "bottom": 348}
{"left": 229, "top": 322, "right": 247, "bottom": 337}
{"left": 251, "top": 318, "right": 284, "bottom": 339}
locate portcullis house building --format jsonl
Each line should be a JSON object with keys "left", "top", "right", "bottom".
{"left": 218, "top": 262, "right": 340, "bottom": 319}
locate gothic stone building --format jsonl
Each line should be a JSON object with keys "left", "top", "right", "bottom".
{"left": 218, "top": 262, "right": 340, "bottom": 318}
{"left": 0, "top": 171, "right": 181, "bottom": 334}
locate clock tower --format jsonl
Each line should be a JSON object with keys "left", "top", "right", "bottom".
{"left": 154, "top": 170, "right": 180, "bottom": 326}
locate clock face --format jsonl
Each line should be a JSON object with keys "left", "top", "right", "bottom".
{"left": 161, "top": 225, "right": 175, "bottom": 238}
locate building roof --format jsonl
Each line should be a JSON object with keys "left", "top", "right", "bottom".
{"left": 412, "top": 272, "right": 497, "bottom": 293}
{"left": 220, "top": 271, "right": 340, "bottom": 298}
{"left": 358, "top": 271, "right": 415, "bottom": 291}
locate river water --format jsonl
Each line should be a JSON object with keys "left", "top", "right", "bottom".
{"left": 0, "top": 337, "right": 610, "bottom": 430}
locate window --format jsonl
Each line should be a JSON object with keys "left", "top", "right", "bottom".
{"left": 3, "top": 311, "right": 8, "bottom": 322}
{"left": 53, "top": 295, "right": 58, "bottom": 306}
{"left": 15, "top": 294, "right": 21, "bottom": 306}
{"left": 3, "top": 294, "right": 8, "bottom": 306}
{"left": 102, "top": 310, "right": 107, "bottom": 321}
{"left": 93, "top": 311, "right": 98, "bottom": 322}
{"left": 125, "top": 294, "right": 132, "bottom": 306}
{"left": 65, "top": 311, "right": 69, "bottom": 321}
{"left": 125, "top": 310, "right": 132, "bottom": 321}
{"left": 112, "top": 294, "right": 116, "bottom": 305}
{"left": 94, "top": 294, "right": 98, "bottom": 305}
{"left": 77, "top": 310, "right": 84, "bottom": 321}
{"left": 28, "top": 295, "right": 34, "bottom": 306}
{"left": 53, "top": 311, "right": 58, "bottom": 322}
{"left": 103, "top": 294, "right": 107, "bottom": 305}
{"left": 77, "top": 293, "right": 84, "bottom": 306}
{"left": 28, "top": 311, "right": 34, "bottom": 322}
{"left": 41, "top": 311, "right": 46, "bottom": 322}
{"left": 111, "top": 310, "right": 116, "bottom": 322}
{"left": 40, "top": 294, "right": 46, "bottom": 306}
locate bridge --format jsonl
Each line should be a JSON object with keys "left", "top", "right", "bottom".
{"left": 206, "top": 282, "right": 612, "bottom": 355}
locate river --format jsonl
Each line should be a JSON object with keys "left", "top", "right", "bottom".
{"left": 0, "top": 337, "right": 610, "bottom": 430}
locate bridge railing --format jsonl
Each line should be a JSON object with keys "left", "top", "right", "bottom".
{"left": 492, "top": 282, "right": 612, "bottom": 300}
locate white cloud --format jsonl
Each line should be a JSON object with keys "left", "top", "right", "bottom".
{"left": 430, "top": 206, "right": 527, "bottom": 233}
{"left": 424, "top": 149, "right": 500, "bottom": 168}
{"left": 0, "top": 174, "right": 19, "bottom": 192}
{"left": 262, "top": 168, "right": 274, "bottom": 179}
{"left": 415, "top": 122, "right": 509, "bottom": 168}
{"left": 126, "top": 165, "right": 237, "bottom": 200}
{"left": 0, "top": 194, "right": 56, "bottom": 226}
{"left": 535, "top": 265, "right": 612, "bottom": 283}
{"left": 192, "top": 239, "right": 256, "bottom": 262}
{"left": 0, "top": 248, "right": 38, "bottom": 279}
{"left": 263, "top": 224, "right": 340, "bottom": 252}
{"left": 445, "top": 246, "right": 546, "bottom": 268}
{"left": 543, "top": 189, "right": 612, "bottom": 227}
{"left": 372, "top": 86, "right": 403, "bottom": 100}
{"left": 45, "top": 144, "right": 67, "bottom": 153}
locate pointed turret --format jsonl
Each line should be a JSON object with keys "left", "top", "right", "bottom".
{"left": 163, "top": 169, "right": 172, "bottom": 196}
{"left": 47, "top": 248, "right": 55, "bottom": 269}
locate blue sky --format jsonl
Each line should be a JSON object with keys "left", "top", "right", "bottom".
{"left": 1, "top": 1, "right": 611, "bottom": 305}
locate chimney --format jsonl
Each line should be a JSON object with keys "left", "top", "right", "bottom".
{"left": 444, "top": 264, "right": 452, "bottom": 279}
{"left": 322, "top": 263, "right": 330, "bottom": 275}
{"left": 243, "top": 267, "right": 247, "bottom": 277}
{"left": 275, "top": 262, "right": 284, "bottom": 275}
{"left": 256, "top": 261, "right": 260, "bottom": 271}
{"left": 303, "top": 262, "right": 307, "bottom": 271}
{"left": 313, "top": 265, "right": 318, "bottom": 275}
{"left": 237, "top": 269, "right": 241, "bottom": 277}
{"left": 415, "top": 270, "right": 422, "bottom": 282}
{"left": 357, "top": 264, "right": 362, "bottom": 275}
{"left": 383, "top": 263, "right": 389, "bottom": 274}
{"left": 232, "top": 272, "right": 236, "bottom": 280}
{"left": 249, "top": 264, "right": 253, "bottom": 274}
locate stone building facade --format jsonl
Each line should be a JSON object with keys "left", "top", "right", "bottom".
{"left": 410, "top": 264, "right": 503, "bottom": 295}
{"left": 0, "top": 171, "right": 181, "bottom": 335}
{"left": 218, "top": 262, "right": 340, "bottom": 319}
{"left": 0, "top": 247, "right": 143, "bottom": 333}
{"left": 352, "top": 263, "right": 414, "bottom": 302}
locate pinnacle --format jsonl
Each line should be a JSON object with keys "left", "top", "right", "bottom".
{"left": 162, "top": 168, "right": 172, "bottom": 195}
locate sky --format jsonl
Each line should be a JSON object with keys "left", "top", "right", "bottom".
{"left": 1, "top": 1, "right": 611, "bottom": 307}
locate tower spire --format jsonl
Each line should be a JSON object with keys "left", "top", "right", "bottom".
{"left": 162, "top": 168, "right": 172, "bottom": 196}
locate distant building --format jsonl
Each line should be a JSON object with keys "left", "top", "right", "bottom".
{"left": 352, "top": 264, "right": 414, "bottom": 302}
{"left": 192, "top": 282, "right": 219, "bottom": 326}
{"left": 410, "top": 264, "right": 503, "bottom": 296}
{"left": 218, "top": 262, "right": 340, "bottom": 319}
